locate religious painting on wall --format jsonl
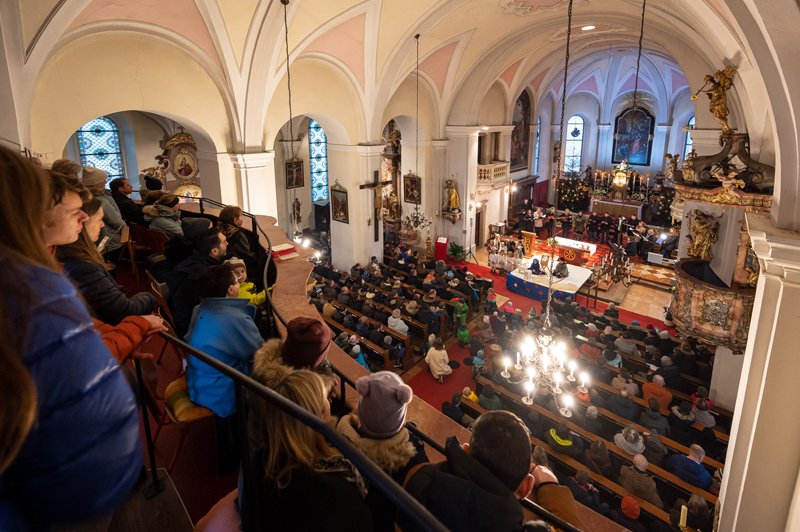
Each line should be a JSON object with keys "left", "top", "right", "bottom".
{"left": 403, "top": 174, "right": 422, "bottom": 204}
{"left": 612, "top": 107, "right": 655, "bottom": 166}
{"left": 331, "top": 183, "right": 349, "bottom": 224}
{"left": 285, "top": 158, "right": 304, "bottom": 189}
{"left": 510, "top": 90, "right": 532, "bottom": 171}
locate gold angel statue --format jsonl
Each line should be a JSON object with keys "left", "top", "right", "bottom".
{"left": 693, "top": 65, "right": 736, "bottom": 136}
{"left": 664, "top": 153, "right": 680, "bottom": 181}
{"left": 686, "top": 209, "right": 720, "bottom": 262}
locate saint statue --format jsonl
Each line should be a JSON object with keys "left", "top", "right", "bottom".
{"left": 443, "top": 179, "right": 461, "bottom": 212}
{"left": 664, "top": 153, "right": 680, "bottom": 181}
{"left": 686, "top": 209, "right": 720, "bottom": 262}
{"left": 292, "top": 197, "right": 302, "bottom": 226}
{"left": 693, "top": 65, "right": 736, "bottom": 136}
{"left": 385, "top": 191, "right": 401, "bottom": 221}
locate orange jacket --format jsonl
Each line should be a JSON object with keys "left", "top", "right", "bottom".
{"left": 94, "top": 316, "right": 151, "bottom": 363}
{"left": 642, "top": 382, "right": 673, "bottom": 415}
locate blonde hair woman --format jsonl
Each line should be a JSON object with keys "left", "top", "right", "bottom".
{"left": 260, "top": 370, "right": 373, "bottom": 530}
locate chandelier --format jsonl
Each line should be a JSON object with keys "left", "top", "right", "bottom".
{"left": 499, "top": 0, "right": 590, "bottom": 417}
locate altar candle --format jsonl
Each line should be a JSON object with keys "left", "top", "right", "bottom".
{"left": 516, "top": 352, "right": 520, "bottom": 366}
{"left": 679, "top": 505, "right": 688, "bottom": 528}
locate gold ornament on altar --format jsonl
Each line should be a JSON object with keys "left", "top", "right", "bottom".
{"left": 692, "top": 65, "right": 736, "bottom": 137}
{"left": 686, "top": 209, "right": 721, "bottom": 262}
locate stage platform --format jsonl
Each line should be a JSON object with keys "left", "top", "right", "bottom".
{"left": 505, "top": 257, "right": 593, "bottom": 301}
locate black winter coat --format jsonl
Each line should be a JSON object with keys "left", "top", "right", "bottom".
{"left": 62, "top": 258, "right": 156, "bottom": 325}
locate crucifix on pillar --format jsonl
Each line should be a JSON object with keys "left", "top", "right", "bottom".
{"left": 359, "top": 170, "right": 394, "bottom": 242}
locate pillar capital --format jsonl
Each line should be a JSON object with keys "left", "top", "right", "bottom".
{"left": 747, "top": 212, "right": 800, "bottom": 282}
{"left": 445, "top": 125, "right": 484, "bottom": 137}
{"left": 228, "top": 151, "right": 274, "bottom": 168}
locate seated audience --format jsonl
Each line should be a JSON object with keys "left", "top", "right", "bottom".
{"left": 614, "top": 332, "right": 638, "bottom": 356}
{"left": 643, "top": 430, "right": 669, "bottom": 468}
{"left": 611, "top": 367, "right": 640, "bottom": 397}
{"left": 604, "top": 302, "right": 619, "bottom": 319}
{"left": 566, "top": 470, "right": 607, "bottom": 515}
{"left": 477, "top": 385, "right": 503, "bottom": 410}
{"left": 608, "top": 388, "right": 640, "bottom": 421}
{"left": 665, "top": 444, "right": 713, "bottom": 490}
{"left": 142, "top": 193, "right": 183, "bottom": 238}
{"left": 57, "top": 197, "right": 156, "bottom": 324}
{"left": 544, "top": 422, "right": 584, "bottom": 459}
{"left": 642, "top": 374, "right": 673, "bottom": 414}
{"left": 669, "top": 401, "right": 697, "bottom": 446}
{"left": 260, "top": 370, "right": 374, "bottom": 530}
{"left": 337, "top": 371, "right": 428, "bottom": 531}
{"left": 639, "top": 397, "right": 671, "bottom": 436}
{"left": 405, "top": 411, "right": 580, "bottom": 531}
{"left": 81, "top": 166, "right": 126, "bottom": 260}
{"left": 218, "top": 205, "right": 255, "bottom": 266}
{"left": 387, "top": 309, "right": 409, "bottom": 336}
{"left": 608, "top": 496, "right": 647, "bottom": 532}
{"left": 669, "top": 494, "right": 713, "bottom": 532}
{"left": 226, "top": 257, "right": 266, "bottom": 306}
{"left": 614, "top": 425, "right": 645, "bottom": 456}
{"left": 618, "top": 454, "right": 664, "bottom": 509}
{"left": 692, "top": 398, "right": 717, "bottom": 429}
{"left": 584, "top": 440, "right": 615, "bottom": 480}
{"left": 109, "top": 176, "right": 145, "bottom": 225}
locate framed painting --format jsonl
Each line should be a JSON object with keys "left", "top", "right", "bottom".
{"left": 331, "top": 184, "right": 349, "bottom": 224}
{"left": 612, "top": 108, "right": 655, "bottom": 166}
{"left": 170, "top": 148, "right": 199, "bottom": 180}
{"left": 285, "top": 158, "right": 304, "bottom": 189}
{"left": 403, "top": 173, "right": 422, "bottom": 204}
{"left": 510, "top": 90, "right": 532, "bottom": 171}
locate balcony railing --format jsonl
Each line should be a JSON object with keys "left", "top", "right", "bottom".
{"left": 478, "top": 161, "right": 511, "bottom": 186}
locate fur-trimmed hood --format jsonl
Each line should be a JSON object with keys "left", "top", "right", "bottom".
{"left": 252, "top": 338, "right": 293, "bottom": 388}
{"left": 336, "top": 413, "right": 416, "bottom": 473}
{"left": 670, "top": 405, "right": 696, "bottom": 422}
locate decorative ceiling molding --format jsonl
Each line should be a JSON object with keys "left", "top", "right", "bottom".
{"left": 498, "top": 0, "right": 587, "bottom": 16}
{"left": 549, "top": 24, "right": 626, "bottom": 41}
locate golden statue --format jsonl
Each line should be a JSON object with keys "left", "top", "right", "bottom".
{"left": 686, "top": 209, "right": 720, "bottom": 262}
{"left": 692, "top": 65, "right": 736, "bottom": 136}
{"left": 384, "top": 191, "right": 401, "bottom": 221}
{"left": 682, "top": 149, "right": 699, "bottom": 183}
{"left": 443, "top": 179, "right": 461, "bottom": 212}
{"left": 664, "top": 153, "right": 680, "bottom": 181}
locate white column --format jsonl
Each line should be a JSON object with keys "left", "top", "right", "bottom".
{"left": 651, "top": 124, "right": 671, "bottom": 175}
{"left": 445, "top": 126, "right": 481, "bottom": 252}
{"left": 431, "top": 139, "right": 449, "bottom": 244}
{"left": 718, "top": 212, "right": 800, "bottom": 531}
{"left": 229, "top": 152, "right": 277, "bottom": 217}
{"left": 709, "top": 346, "right": 744, "bottom": 412}
{"left": 596, "top": 124, "right": 613, "bottom": 170}
{"left": 326, "top": 144, "right": 373, "bottom": 270}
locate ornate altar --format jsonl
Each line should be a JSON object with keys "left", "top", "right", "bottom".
{"left": 554, "top": 236, "right": 597, "bottom": 265}
{"left": 671, "top": 260, "right": 754, "bottom": 354}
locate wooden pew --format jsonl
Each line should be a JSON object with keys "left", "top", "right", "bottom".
{"left": 321, "top": 315, "right": 390, "bottom": 370}
{"left": 482, "top": 379, "right": 718, "bottom": 506}
{"left": 363, "top": 280, "right": 450, "bottom": 337}
{"left": 476, "top": 375, "right": 723, "bottom": 472}
{"left": 461, "top": 397, "right": 672, "bottom": 526}
{"left": 352, "top": 296, "right": 428, "bottom": 342}
{"left": 330, "top": 301, "right": 410, "bottom": 346}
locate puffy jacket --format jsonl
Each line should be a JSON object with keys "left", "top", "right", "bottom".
{"left": 619, "top": 465, "right": 664, "bottom": 508}
{"left": 185, "top": 297, "right": 263, "bottom": 417}
{"left": 0, "top": 265, "right": 141, "bottom": 530}
{"left": 62, "top": 257, "right": 156, "bottom": 324}
{"left": 143, "top": 204, "right": 183, "bottom": 238}
{"left": 639, "top": 409, "right": 671, "bottom": 436}
{"left": 665, "top": 454, "right": 712, "bottom": 490}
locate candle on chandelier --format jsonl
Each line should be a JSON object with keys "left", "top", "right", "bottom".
{"left": 568, "top": 360, "right": 577, "bottom": 380}
{"left": 502, "top": 357, "right": 511, "bottom": 378}
{"left": 515, "top": 352, "right": 521, "bottom": 369}
{"left": 554, "top": 372, "right": 563, "bottom": 393}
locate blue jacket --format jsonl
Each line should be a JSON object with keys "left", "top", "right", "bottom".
{"left": 186, "top": 298, "right": 263, "bottom": 417}
{"left": 665, "top": 454, "right": 712, "bottom": 490}
{"left": 0, "top": 265, "right": 142, "bottom": 530}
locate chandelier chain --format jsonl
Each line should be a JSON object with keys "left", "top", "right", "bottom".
{"left": 545, "top": 0, "right": 574, "bottom": 329}
{"left": 415, "top": 34, "right": 420, "bottom": 176}
{"left": 631, "top": 0, "right": 647, "bottom": 110}
{"left": 282, "top": 0, "right": 295, "bottom": 158}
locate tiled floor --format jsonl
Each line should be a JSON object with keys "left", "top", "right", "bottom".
{"left": 619, "top": 283, "right": 672, "bottom": 321}
{"left": 632, "top": 262, "right": 676, "bottom": 288}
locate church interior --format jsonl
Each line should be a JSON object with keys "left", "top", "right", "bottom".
{"left": 2, "top": 0, "right": 800, "bottom": 530}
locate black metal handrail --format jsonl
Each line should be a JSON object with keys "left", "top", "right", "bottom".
{"left": 330, "top": 367, "right": 582, "bottom": 532}
{"left": 178, "top": 196, "right": 287, "bottom": 327}
{"left": 152, "top": 331, "right": 446, "bottom": 532}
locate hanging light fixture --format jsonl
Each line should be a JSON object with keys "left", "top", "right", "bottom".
{"left": 403, "top": 33, "right": 433, "bottom": 231}
{"left": 630, "top": 0, "right": 648, "bottom": 112}
{"left": 281, "top": 0, "right": 303, "bottom": 242}
{"left": 501, "top": 0, "right": 590, "bottom": 416}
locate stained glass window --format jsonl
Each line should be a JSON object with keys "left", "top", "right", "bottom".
{"left": 309, "top": 119, "right": 329, "bottom": 205}
{"left": 563, "top": 115, "right": 584, "bottom": 173}
{"left": 533, "top": 116, "right": 541, "bottom": 175}
{"left": 76, "top": 116, "right": 125, "bottom": 185}
{"left": 684, "top": 115, "right": 696, "bottom": 158}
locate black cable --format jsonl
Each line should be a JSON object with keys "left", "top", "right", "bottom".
{"left": 631, "top": 0, "right": 648, "bottom": 110}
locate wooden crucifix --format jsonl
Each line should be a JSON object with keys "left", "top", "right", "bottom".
{"left": 359, "top": 170, "right": 393, "bottom": 242}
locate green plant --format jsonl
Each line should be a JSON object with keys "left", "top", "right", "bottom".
{"left": 448, "top": 241, "right": 466, "bottom": 261}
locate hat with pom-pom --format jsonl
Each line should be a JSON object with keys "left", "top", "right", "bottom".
{"left": 355, "top": 371, "right": 413, "bottom": 438}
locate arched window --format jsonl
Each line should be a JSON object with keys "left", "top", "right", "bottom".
{"left": 308, "top": 119, "right": 329, "bottom": 205}
{"left": 563, "top": 115, "right": 584, "bottom": 173}
{"left": 684, "top": 115, "right": 696, "bottom": 158}
{"left": 76, "top": 116, "right": 125, "bottom": 184}
{"left": 533, "top": 116, "right": 541, "bottom": 175}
